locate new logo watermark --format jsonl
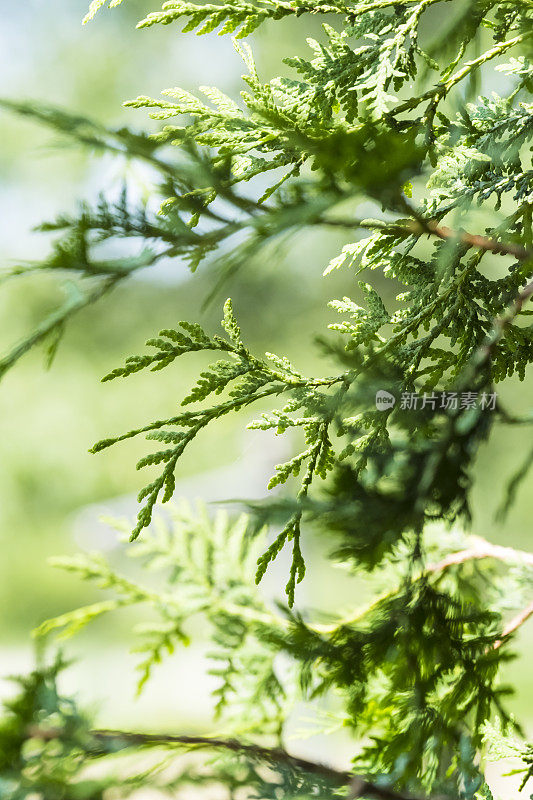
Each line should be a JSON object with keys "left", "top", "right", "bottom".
{"left": 375, "top": 390, "right": 497, "bottom": 412}
{"left": 375, "top": 390, "right": 396, "bottom": 411}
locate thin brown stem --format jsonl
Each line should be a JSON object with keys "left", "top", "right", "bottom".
{"left": 88, "top": 729, "right": 436, "bottom": 800}
{"left": 419, "top": 221, "right": 531, "bottom": 262}
{"left": 92, "top": 730, "right": 349, "bottom": 781}
{"left": 321, "top": 216, "right": 533, "bottom": 263}
{"left": 494, "top": 600, "right": 533, "bottom": 650}
{"left": 428, "top": 536, "right": 533, "bottom": 573}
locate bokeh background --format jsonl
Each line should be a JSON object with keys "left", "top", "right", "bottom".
{"left": 0, "top": 0, "right": 532, "bottom": 788}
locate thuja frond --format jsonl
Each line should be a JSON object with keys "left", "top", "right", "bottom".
{"left": 86, "top": 0, "right": 352, "bottom": 34}
{"left": 32, "top": 502, "right": 533, "bottom": 797}
{"left": 83, "top": 0, "right": 127, "bottom": 24}
{"left": 138, "top": 0, "right": 296, "bottom": 38}
{"left": 0, "top": 277, "right": 118, "bottom": 380}
{"left": 36, "top": 502, "right": 289, "bottom": 730}
{"left": 4, "top": 1, "right": 533, "bottom": 797}
{"left": 92, "top": 299, "right": 345, "bottom": 554}
{"left": 0, "top": 99, "right": 162, "bottom": 163}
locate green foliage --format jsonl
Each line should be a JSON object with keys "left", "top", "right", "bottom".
{"left": 36, "top": 502, "right": 288, "bottom": 731}
{"left": 0, "top": 645, "right": 319, "bottom": 798}
{"left": 0, "top": 655, "right": 104, "bottom": 799}
{"left": 2, "top": 0, "right": 533, "bottom": 798}
{"left": 90, "top": 299, "right": 341, "bottom": 548}
{"left": 6, "top": 505, "right": 533, "bottom": 799}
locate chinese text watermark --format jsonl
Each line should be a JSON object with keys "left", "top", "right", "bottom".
{"left": 375, "top": 390, "right": 497, "bottom": 412}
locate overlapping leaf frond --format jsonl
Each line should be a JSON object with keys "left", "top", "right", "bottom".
{"left": 29, "top": 501, "right": 533, "bottom": 797}
{"left": 2, "top": 0, "right": 533, "bottom": 798}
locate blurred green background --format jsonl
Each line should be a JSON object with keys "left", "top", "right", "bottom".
{"left": 0, "top": 0, "right": 531, "bottom": 782}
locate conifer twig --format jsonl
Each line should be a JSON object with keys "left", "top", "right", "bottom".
{"left": 396, "top": 196, "right": 533, "bottom": 262}
{"left": 428, "top": 536, "right": 533, "bottom": 572}
{"left": 91, "top": 730, "right": 350, "bottom": 781}
{"left": 494, "top": 600, "right": 533, "bottom": 650}
{"left": 321, "top": 216, "right": 532, "bottom": 263}
{"left": 88, "top": 729, "right": 439, "bottom": 800}
{"left": 388, "top": 28, "right": 533, "bottom": 118}
{"left": 412, "top": 221, "right": 532, "bottom": 262}
{"left": 0, "top": 276, "right": 120, "bottom": 379}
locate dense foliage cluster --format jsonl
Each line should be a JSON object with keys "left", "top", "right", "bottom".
{"left": 1, "top": 0, "right": 533, "bottom": 798}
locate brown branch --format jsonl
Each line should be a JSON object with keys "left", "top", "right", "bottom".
{"left": 503, "top": 600, "right": 533, "bottom": 638}
{"left": 415, "top": 221, "right": 532, "bottom": 262}
{"left": 494, "top": 600, "right": 533, "bottom": 650}
{"left": 88, "top": 729, "right": 435, "bottom": 800}
{"left": 396, "top": 195, "right": 533, "bottom": 262}
{"left": 428, "top": 536, "right": 533, "bottom": 573}
{"left": 322, "top": 217, "right": 533, "bottom": 264}
{"left": 92, "top": 730, "right": 349, "bottom": 783}
{"left": 428, "top": 538, "right": 533, "bottom": 651}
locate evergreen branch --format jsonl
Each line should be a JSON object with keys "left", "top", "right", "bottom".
{"left": 358, "top": 0, "right": 531, "bottom": 6}
{"left": 255, "top": 380, "right": 348, "bottom": 603}
{"left": 133, "top": 0, "right": 354, "bottom": 37}
{"left": 413, "top": 222, "right": 532, "bottom": 262}
{"left": 458, "top": 277, "right": 533, "bottom": 386}
{"left": 91, "top": 378, "right": 341, "bottom": 454}
{"left": 390, "top": 29, "right": 533, "bottom": 118}
{"left": 429, "top": 536, "right": 533, "bottom": 572}
{"left": 0, "top": 276, "right": 120, "bottom": 380}
{"left": 87, "top": 729, "right": 437, "bottom": 800}
{"left": 444, "top": 31, "right": 533, "bottom": 94}
{"left": 112, "top": 383, "right": 293, "bottom": 540}
{"left": 5, "top": 3, "right": 533, "bottom": 796}
{"left": 496, "top": 600, "right": 533, "bottom": 645}
{"left": 93, "top": 299, "right": 348, "bottom": 547}
{"left": 0, "top": 242, "right": 177, "bottom": 379}
{"left": 322, "top": 217, "right": 533, "bottom": 262}
{"left": 315, "top": 534, "right": 533, "bottom": 635}
{"left": 348, "top": 0, "right": 441, "bottom": 9}
{"left": 0, "top": 99, "right": 177, "bottom": 177}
